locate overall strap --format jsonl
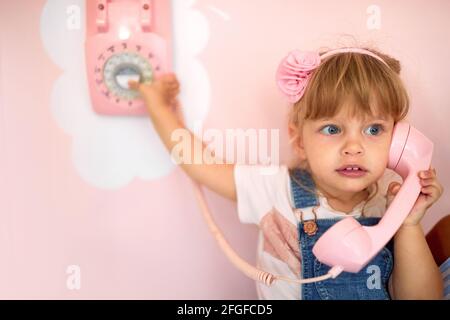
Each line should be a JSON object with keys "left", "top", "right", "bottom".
{"left": 289, "top": 168, "right": 319, "bottom": 209}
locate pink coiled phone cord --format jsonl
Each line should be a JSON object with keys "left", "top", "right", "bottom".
{"left": 172, "top": 99, "right": 343, "bottom": 285}
{"left": 190, "top": 180, "right": 344, "bottom": 285}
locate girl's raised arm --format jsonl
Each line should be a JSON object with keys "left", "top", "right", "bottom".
{"left": 129, "top": 75, "right": 237, "bottom": 201}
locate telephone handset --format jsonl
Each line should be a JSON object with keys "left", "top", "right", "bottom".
{"left": 193, "top": 121, "right": 434, "bottom": 285}
{"left": 312, "top": 121, "right": 434, "bottom": 273}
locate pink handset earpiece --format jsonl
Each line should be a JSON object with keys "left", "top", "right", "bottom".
{"left": 85, "top": 0, "right": 172, "bottom": 116}
{"left": 312, "top": 121, "right": 434, "bottom": 273}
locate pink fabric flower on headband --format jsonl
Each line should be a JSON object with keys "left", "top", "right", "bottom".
{"left": 276, "top": 50, "right": 321, "bottom": 103}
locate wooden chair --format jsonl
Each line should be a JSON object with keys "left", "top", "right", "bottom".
{"left": 426, "top": 215, "right": 450, "bottom": 266}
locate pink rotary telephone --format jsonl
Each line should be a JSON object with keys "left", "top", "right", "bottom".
{"left": 85, "top": 0, "right": 172, "bottom": 116}
{"left": 194, "top": 121, "right": 434, "bottom": 285}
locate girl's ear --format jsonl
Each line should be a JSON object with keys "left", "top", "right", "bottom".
{"left": 288, "top": 122, "right": 307, "bottom": 161}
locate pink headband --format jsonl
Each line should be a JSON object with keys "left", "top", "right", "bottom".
{"left": 276, "top": 47, "right": 389, "bottom": 103}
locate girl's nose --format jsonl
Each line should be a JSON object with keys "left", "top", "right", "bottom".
{"left": 343, "top": 143, "right": 364, "bottom": 156}
{"left": 344, "top": 149, "right": 363, "bottom": 156}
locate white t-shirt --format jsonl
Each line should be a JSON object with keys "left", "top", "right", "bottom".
{"left": 233, "top": 164, "right": 403, "bottom": 300}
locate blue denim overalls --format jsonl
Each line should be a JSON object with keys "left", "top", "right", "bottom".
{"left": 290, "top": 169, "right": 394, "bottom": 300}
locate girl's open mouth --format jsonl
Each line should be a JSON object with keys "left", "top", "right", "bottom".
{"left": 336, "top": 168, "right": 368, "bottom": 178}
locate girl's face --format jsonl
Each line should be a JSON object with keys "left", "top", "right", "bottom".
{"left": 298, "top": 104, "right": 394, "bottom": 201}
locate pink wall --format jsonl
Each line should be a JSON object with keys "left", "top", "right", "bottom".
{"left": 0, "top": 0, "right": 449, "bottom": 299}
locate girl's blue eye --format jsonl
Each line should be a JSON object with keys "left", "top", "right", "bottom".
{"left": 320, "top": 125, "right": 340, "bottom": 135}
{"left": 364, "top": 124, "right": 383, "bottom": 136}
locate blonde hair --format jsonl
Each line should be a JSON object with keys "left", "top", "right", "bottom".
{"left": 288, "top": 47, "right": 409, "bottom": 216}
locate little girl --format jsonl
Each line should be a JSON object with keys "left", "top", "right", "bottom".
{"left": 129, "top": 46, "right": 444, "bottom": 300}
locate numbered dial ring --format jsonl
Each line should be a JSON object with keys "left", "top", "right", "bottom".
{"left": 103, "top": 52, "right": 153, "bottom": 100}
{"left": 94, "top": 43, "right": 164, "bottom": 110}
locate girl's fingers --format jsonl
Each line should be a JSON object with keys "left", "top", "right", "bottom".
{"left": 163, "top": 72, "right": 176, "bottom": 80}
{"left": 162, "top": 73, "right": 177, "bottom": 82}
{"left": 420, "top": 185, "right": 438, "bottom": 194}
{"left": 128, "top": 80, "right": 140, "bottom": 90}
{"left": 162, "top": 81, "right": 179, "bottom": 91}
{"left": 166, "top": 81, "right": 179, "bottom": 89}
{"left": 167, "top": 87, "right": 180, "bottom": 96}
{"left": 420, "top": 178, "right": 435, "bottom": 186}
{"left": 388, "top": 182, "right": 401, "bottom": 193}
{"left": 419, "top": 167, "right": 436, "bottom": 178}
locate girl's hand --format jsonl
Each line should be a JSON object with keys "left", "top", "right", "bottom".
{"left": 386, "top": 167, "right": 444, "bottom": 226}
{"left": 128, "top": 73, "right": 180, "bottom": 108}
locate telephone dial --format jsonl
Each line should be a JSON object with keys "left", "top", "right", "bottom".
{"left": 85, "top": 0, "right": 172, "bottom": 116}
